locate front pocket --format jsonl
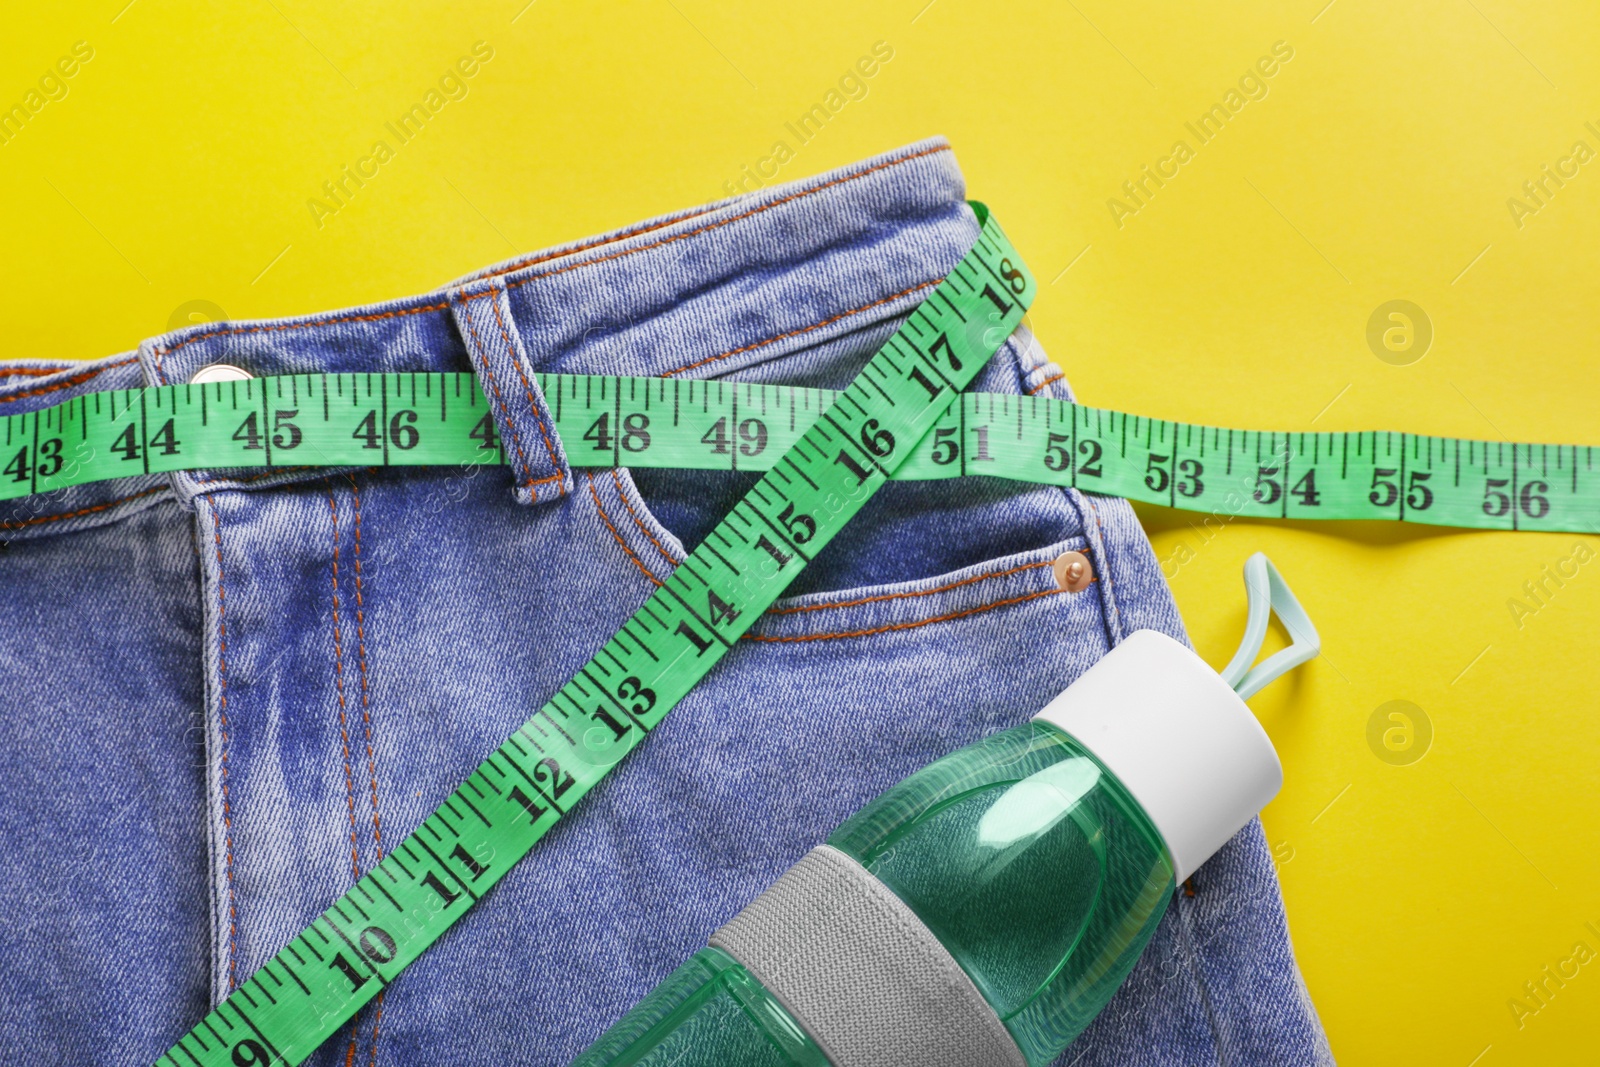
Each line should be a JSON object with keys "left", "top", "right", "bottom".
{"left": 581, "top": 457, "right": 1096, "bottom": 633}
{"left": 747, "top": 537, "right": 1097, "bottom": 645}
{"left": 617, "top": 324, "right": 1088, "bottom": 599}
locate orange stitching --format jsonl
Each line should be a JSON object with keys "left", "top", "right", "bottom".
{"left": 0, "top": 485, "right": 165, "bottom": 530}
{"left": 203, "top": 494, "right": 242, "bottom": 991}
{"left": 153, "top": 302, "right": 453, "bottom": 378}
{"left": 348, "top": 475, "right": 383, "bottom": 860}
{"left": 661, "top": 279, "right": 939, "bottom": 378}
{"left": 0, "top": 366, "right": 60, "bottom": 377}
{"left": 192, "top": 465, "right": 322, "bottom": 486}
{"left": 1084, "top": 495, "right": 1125, "bottom": 638}
{"left": 1026, "top": 373, "right": 1064, "bottom": 396}
{"left": 521, "top": 471, "right": 566, "bottom": 489}
{"left": 744, "top": 588, "right": 1061, "bottom": 643}
{"left": 488, "top": 289, "right": 565, "bottom": 496}
{"left": 521, "top": 470, "right": 567, "bottom": 504}
{"left": 505, "top": 145, "right": 954, "bottom": 294}
{"left": 0, "top": 357, "right": 140, "bottom": 402}
{"left": 481, "top": 206, "right": 720, "bottom": 280}
{"left": 765, "top": 559, "right": 1056, "bottom": 616}
{"left": 132, "top": 147, "right": 949, "bottom": 393}
{"left": 194, "top": 466, "right": 555, "bottom": 494}
{"left": 609, "top": 469, "right": 681, "bottom": 568}
{"left": 326, "top": 485, "right": 365, "bottom": 883}
{"left": 456, "top": 294, "right": 535, "bottom": 485}
{"left": 366, "top": 991, "right": 386, "bottom": 1067}
{"left": 585, "top": 471, "right": 663, "bottom": 586}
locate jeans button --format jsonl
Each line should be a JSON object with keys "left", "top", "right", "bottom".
{"left": 1053, "top": 550, "right": 1094, "bottom": 592}
{"left": 190, "top": 363, "right": 254, "bottom": 384}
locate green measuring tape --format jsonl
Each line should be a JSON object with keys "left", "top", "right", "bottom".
{"left": 3, "top": 204, "right": 1587, "bottom": 1065}
{"left": 6, "top": 361, "right": 1598, "bottom": 534}
{"left": 133, "top": 204, "right": 1031, "bottom": 1066}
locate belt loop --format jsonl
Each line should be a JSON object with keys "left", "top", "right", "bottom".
{"left": 449, "top": 282, "right": 571, "bottom": 506}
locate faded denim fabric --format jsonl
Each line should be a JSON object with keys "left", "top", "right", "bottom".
{"left": 0, "top": 138, "right": 1333, "bottom": 1066}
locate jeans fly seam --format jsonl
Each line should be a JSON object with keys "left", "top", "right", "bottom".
{"left": 346, "top": 474, "right": 387, "bottom": 1067}
{"left": 347, "top": 474, "right": 384, "bottom": 860}
{"left": 743, "top": 588, "right": 1062, "bottom": 643}
{"left": 487, "top": 289, "right": 565, "bottom": 496}
{"left": 365, "top": 994, "right": 386, "bottom": 1067}
{"left": 455, "top": 293, "right": 536, "bottom": 488}
{"left": 325, "top": 483, "right": 366, "bottom": 884}
{"left": 585, "top": 471, "right": 664, "bottom": 586}
{"left": 202, "top": 494, "right": 241, "bottom": 992}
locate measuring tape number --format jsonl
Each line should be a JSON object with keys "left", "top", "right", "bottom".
{"left": 6, "top": 376, "right": 1597, "bottom": 536}
{"left": 5, "top": 205, "right": 1592, "bottom": 1063}
{"left": 140, "top": 203, "right": 1031, "bottom": 1065}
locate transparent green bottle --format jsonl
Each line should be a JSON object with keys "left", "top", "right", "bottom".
{"left": 572, "top": 628, "right": 1289, "bottom": 1067}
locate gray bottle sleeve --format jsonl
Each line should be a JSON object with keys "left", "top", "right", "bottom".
{"left": 709, "top": 844, "right": 1028, "bottom": 1067}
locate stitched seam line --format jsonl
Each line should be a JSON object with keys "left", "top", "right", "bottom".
{"left": 1086, "top": 496, "right": 1125, "bottom": 639}
{"left": 662, "top": 279, "right": 939, "bottom": 378}
{"left": 765, "top": 559, "right": 1055, "bottom": 616}
{"left": 350, "top": 478, "right": 382, "bottom": 1067}
{"left": 586, "top": 471, "right": 664, "bottom": 586}
{"left": 610, "top": 469, "right": 682, "bottom": 568}
{"left": 0, "top": 357, "right": 140, "bottom": 402}
{"left": 348, "top": 475, "right": 383, "bottom": 861}
{"left": 153, "top": 302, "right": 454, "bottom": 375}
{"left": 366, "top": 993, "right": 386, "bottom": 1067}
{"left": 481, "top": 206, "right": 719, "bottom": 279}
{"left": 504, "top": 145, "right": 953, "bottom": 293}
{"left": 520, "top": 471, "right": 566, "bottom": 501}
{"left": 456, "top": 295, "right": 535, "bottom": 484}
{"left": 203, "top": 494, "right": 241, "bottom": 992}
{"left": 193, "top": 466, "right": 323, "bottom": 486}
{"left": 486, "top": 288, "right": 565, "bottom": 496}
{"left": 326, "top": 484, "right": 365, "bottom": 883}
{"left": 743, "top": 589, "right": 1061, "bottom": 643}
{"left": 0, "top": 485, "right": 165, "bottom": 530}
{"left": 1026, "top": 373, "right": 1065, "bottom": 396}
{"left": 138, "top": 146, "right": 951, "bottom": 391}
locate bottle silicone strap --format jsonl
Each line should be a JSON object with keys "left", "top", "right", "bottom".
{"left": 1219, "top": 553, "right": 1321, "bottom": 700}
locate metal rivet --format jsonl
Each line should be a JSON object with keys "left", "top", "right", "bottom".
{"left": 190, "top": 364, "right": 254, "bottom": 385}
{"left": 1053, "top": 550, "right": 1094, "bottom": 593}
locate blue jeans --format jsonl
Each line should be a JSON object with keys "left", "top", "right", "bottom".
{"left": 0, "top": 138, "right": 1332, "bottom": 1066}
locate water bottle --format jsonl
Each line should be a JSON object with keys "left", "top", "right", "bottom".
{"left": 573, "top": 559, "right": 1313, "bottom": 1067}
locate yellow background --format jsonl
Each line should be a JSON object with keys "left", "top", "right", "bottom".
{"left": 5, "top": 1, "right": 1598, "bottom": 1062}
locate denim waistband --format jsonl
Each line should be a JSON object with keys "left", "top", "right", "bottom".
{"left": 0, "top": 137, "right": 976, "bottom": 527}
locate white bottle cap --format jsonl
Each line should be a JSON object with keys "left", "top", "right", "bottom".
{"left": 1032, "top": 629, "right": 1282, "bottom": 881}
